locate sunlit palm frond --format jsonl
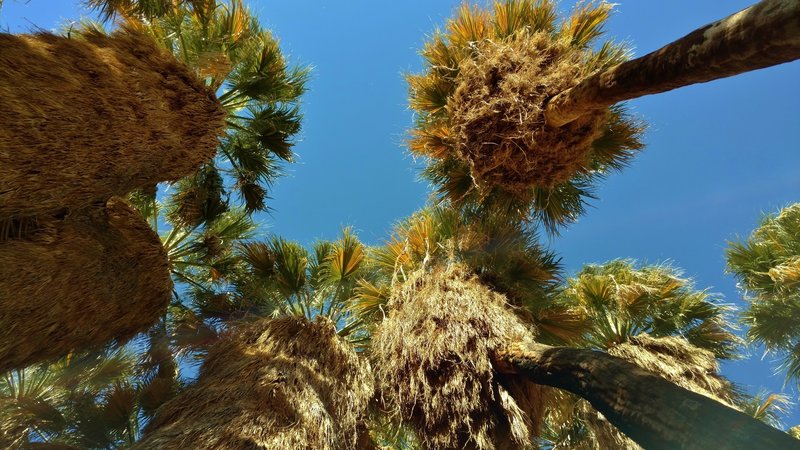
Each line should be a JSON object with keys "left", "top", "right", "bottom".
{"left": 727, "top": 203, "right": 800, "bottom": 383}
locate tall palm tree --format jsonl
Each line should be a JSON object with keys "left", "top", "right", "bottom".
{"left": 726, "top": 203, "right": 800, "bottom": 384}
{"left": 0, "top": 0, "right": 307, "bottom": 370}
{"left": 397, "top": 1, "right": 799, "bottom": 447}
{"left": 359, "top": 209, "right": 797, "bottom": 450}
{"left": 409, "top": 0, "right": 644, "bottom": 230}
{"left": 0, "top": 197, "right": 172, "bottom": 372}
{"left": 133, "top": 230, "right": 377, "bottom": 449}
{"left": 410, "top": 0, "right": 799, "bottom": 230}
{"left": 0, "top": 26, "right": 226, "bottom": 219}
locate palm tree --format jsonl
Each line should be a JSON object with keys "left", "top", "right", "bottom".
{"left": 397, "top": 2, "right": 799, "bottom": 447}
{"left": 134, "top": 230, "right": 377, "bottom": 449}
{"left": 0, "top": 26, "right": 226, "bottom": 219}
{"left": 113, "top": 0, "right": 309, "bottom": 226}
{"left": 0, "top": 197, "right": 172, "bottom": 372}
{"left": 409, "top": 0, "right": 799, "bottom": 230}
{"left": 360, "top": 209, "right": 796, "bottom": 450}
{"left": 409, "top": 0, "right": 644, "bottom": 230}
{"left": 0, "top": 0, "right": 307, "bottom": 370}
{"left": 539, "top": 260, "right": 740, "bottom": 449}
{"left": 726, "top": 203, "right": 800, "bottom": 384}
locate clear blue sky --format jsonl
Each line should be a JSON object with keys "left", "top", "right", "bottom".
{"left": 3, "top": 0, "right": 799, "bottom": 427}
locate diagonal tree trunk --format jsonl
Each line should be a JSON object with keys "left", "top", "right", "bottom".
{"left": 545, "top": 0, "right": 800, "bottom": 127}
{"left": 495, "top": 342, "right": 800, "bottom": 450}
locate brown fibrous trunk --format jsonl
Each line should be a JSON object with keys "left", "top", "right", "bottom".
{"left": 0, "top": 197, "right": 172, "bottom": 371}
{"left": 0, "top": 27, "right": 226, "bottom": 218}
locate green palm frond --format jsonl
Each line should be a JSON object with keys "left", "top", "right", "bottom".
{"left": 738, "top": 390, "right": 792, "bottom": 429}
{"left": 727, "top": 203, "right": 800, "bottom": 384}
{"left": 559, "top": 260, "right": 739, "bottom": 357}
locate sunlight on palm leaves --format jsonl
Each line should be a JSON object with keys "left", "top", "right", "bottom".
{"left": 409, "top": 0, "right": 644, "bottom": 232}
{"left": 727, "top": 203, "right": 800, "bottom": 384}
{"left": 738, "top": 389, "right": 792, "bottom": 430}
{"left": 0, "top": 348, "right": 143, "bottom": 449}
{"left": 559, "top": 260, "right": 739, "bottom": 358}
{"left": 88, "top": 0, "right": 308, "bottom": 224}
{"left": 353, "top": 205, "right": 564, "bottom": 343}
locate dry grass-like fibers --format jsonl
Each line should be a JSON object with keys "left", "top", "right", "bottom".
{"left": 0, "top": 27, "right": 226, "bottom": 218}
{"left": 449, "top": 32, "right": 607, "bottom": 195}
{"left": 0, "top": 197, "right": 171, "bottom": 371}
{"left": 135, "top": 316, "right": 374, "bottom": 450}
{"left": 558, "top": 334, "right": 737, "bottom": 450}
{"left": 372, "top": 265, "right": 544, "bottom": 450}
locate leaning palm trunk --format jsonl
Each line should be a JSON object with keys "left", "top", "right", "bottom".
{"left": 0, "top": 27, "right": 226, "bottom": 218}
{"left": 135, "top": 316, "right": 373, "bottom": 450}
{"left": 0, "top": 197, "right": 171, "bottom": 371}
{"left": 495, "top": 342, "right": 800, "bottom": 450}
{"left": 545, "top": 0, "right": 800, "bottom": 126}
{"left": 552, "top": 334, "right": 739, "bottom": 450}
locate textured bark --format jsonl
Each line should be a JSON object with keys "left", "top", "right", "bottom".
{"left": 495, "top": 342, "right": 800, "bottom": 450}
{"left": 545, "top": 0, "right": 800, "bottom": 126}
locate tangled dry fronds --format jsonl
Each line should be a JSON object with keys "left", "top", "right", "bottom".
{"left": 608, "top": 334, "right": 735, "bottom": 404}
{"left": 0, "top": 26, "right": 226, "bottom": 218}
{"left": 449, "top": 32, "right": 607, "bottom": 192}
{"left": 409, "top": 0, "right": 643, "bottom": 220}
{"left": 371, "top": 265, "right": 544, "bottom": 450}
{"left": 0, "top": 197, "right": 171, "bottom": 371}
{"left": 136, "top": 316, "right": 374, "bottom": 450}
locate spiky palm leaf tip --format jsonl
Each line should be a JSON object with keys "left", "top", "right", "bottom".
{"left": 726, "top": 203, "right": 800, "bottom": 384}
{"left": 409, "top": 0, "right": 644, "bottom": 229}
{"left": 371, "top": 265, "right": 544, "bottom": 450}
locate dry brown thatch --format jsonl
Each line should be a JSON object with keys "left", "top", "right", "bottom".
{"left": 0, "top": 197, "right": 171, "bottom": 371}
{"left": 371, "top": 265, "right": 544, "bottom": 450}
{"left": 608, "top": 334, "right": 735, "bottom": 403}
{"left": 449, "top": 32, "right": 607, "bottom": 195}
{"left": 135, "top": 316, "right": 374, "bottom": 450}
{"left": 0, "top": 27, "right": 226, "bottom": 219}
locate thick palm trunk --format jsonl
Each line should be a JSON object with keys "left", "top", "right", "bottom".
{"left": 495, "top": 342, "right": 800, "bottom": 450}
{"left": 545, "top": 0, "right": 800, "bottom": 127}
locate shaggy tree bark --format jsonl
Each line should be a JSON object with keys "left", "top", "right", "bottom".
{"left": 545, "top": 0, "right": 800, "bottom": 127}
{"left": 494, "top": 342, "right": 800, "bottom": 450}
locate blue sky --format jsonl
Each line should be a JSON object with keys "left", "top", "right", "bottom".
{"left": 3, "top": 0, "right": 799, "bottom": 427}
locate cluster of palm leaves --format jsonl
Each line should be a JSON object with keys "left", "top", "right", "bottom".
{"left": 1, "top": 0, "right": 798, "bottom": 448}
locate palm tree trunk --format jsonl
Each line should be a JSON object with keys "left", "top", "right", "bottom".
{"left": 495, "top": 342, "right": 800, "bottom": 450}
{"left": 545, "top": 0, "right": 800, "bottom": 127}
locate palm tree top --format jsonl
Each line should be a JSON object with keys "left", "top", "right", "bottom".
{"left": 409, "top": 0, "right": 644, "bottom": 231}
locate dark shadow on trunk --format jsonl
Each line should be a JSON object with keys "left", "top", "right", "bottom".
{"left": 495, "top": 342, "right": 800, "bottom": 450}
